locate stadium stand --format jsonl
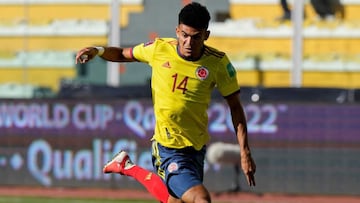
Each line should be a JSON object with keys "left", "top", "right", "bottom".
{"left": 0, "top": 82, "right": 54, "bottom": 98}
{"left": 0, "top": 0, "right": 143, "bottom": 94}
{"left": 0, "top": 0, "right": 359, "bottom": 96}
{"left": 207, "top": 0, "right": 360, "bottom": 88}
{"left": 57, "top": 79, "right": 152, "bottom": 99}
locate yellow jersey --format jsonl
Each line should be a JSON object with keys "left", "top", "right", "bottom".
{"left": 132, "top": 38, "right": 239, "bottom": 150}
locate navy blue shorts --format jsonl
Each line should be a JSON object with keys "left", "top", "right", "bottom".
{"left": 151, "top": 141, "right": 206, "bottom": 198}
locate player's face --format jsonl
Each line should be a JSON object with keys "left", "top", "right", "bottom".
{"left": 176, "top": 24, "right": 210, "bottom": 61}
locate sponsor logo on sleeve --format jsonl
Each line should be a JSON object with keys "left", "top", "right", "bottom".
{"left": 226, "top": 63, "right": 236, "bottom": 77}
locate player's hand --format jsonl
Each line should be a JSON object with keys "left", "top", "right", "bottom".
{"left": 75, "top": 47, "right": 98, "bottom": 64}
{"left": 241, "top": 153, "right": 256, "bottom": 186}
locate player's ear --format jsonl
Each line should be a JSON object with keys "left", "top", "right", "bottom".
{"left": 204, "top": 30, "right": 210, "bottom": 40}
{"left": 175, "top": 26, "right": 180, "bottom": 38}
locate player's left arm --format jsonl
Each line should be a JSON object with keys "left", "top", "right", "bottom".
{"left": 225, "top": 91, "right": 256, "bottom": 186}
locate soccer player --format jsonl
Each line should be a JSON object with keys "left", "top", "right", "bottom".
{"left": 75, "top": 2, "right": 256, "bottom": 203}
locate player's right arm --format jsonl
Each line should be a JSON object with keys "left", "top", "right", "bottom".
{"left": 75, "top": 46, "right": 136, "bottom": 64}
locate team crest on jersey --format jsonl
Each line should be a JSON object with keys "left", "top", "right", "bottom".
{"left": 195, "top": 66, "right": 209, "bottom": 80}
{"left": 167, "top": 162, "right": 179, "bottom": 173}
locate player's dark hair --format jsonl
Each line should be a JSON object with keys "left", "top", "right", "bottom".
{"left": 178, "top": 2, "right": 211, "bottom": 30}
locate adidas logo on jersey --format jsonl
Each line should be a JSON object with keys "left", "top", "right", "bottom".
{"left": 162, "top": 61, "right": 171, "bottom": 68}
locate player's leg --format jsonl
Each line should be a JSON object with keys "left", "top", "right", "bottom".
{"left": 166, "top": 174, "right": 210, "bottom": 203}
{"left": 103, "top": 151, "right": 169, "bottom": 203}
{"left": 152, "top": 141, "right": 210, "bottom": 203}
{"left": 181, "top": 184, "right": 211, "bottom": 203}
{"left": 167, "top": 195, "right": 183, "bottom": 203}
{"left": 166, "top": 186, "right": 211, "bottom": 203}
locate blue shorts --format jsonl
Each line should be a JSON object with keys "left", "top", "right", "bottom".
{"left": 151, "top": 141, "right": 206, "bottom": 198}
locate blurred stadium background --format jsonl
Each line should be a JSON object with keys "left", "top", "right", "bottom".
{"left": 0, "top": 0, "right": 359, "bottom": 202}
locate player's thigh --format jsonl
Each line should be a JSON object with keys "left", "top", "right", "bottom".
{"left": 152, "top": 141, "right": 206, "bottom": 198}
{"left": 167, "top": 185, "right": 211, "bottom": 203}
{"left": 181, "top": 184, "right": 211, "bottom": 203}
{"left": 167, "top": 195, "right": 183, "bottom": 203}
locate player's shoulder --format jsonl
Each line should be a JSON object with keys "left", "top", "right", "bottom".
{"left": 203, "top": 45, "right": 226, "bottom": 59}
{"left": 154, "top": 37, "right": 178, "bottom": 46}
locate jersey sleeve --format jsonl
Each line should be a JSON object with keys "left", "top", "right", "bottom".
{"left": 132, "top": 40, "right": 157, "bottom": 64}
{"left": 215, "top": 55, "right": 240, "bottom": 97}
